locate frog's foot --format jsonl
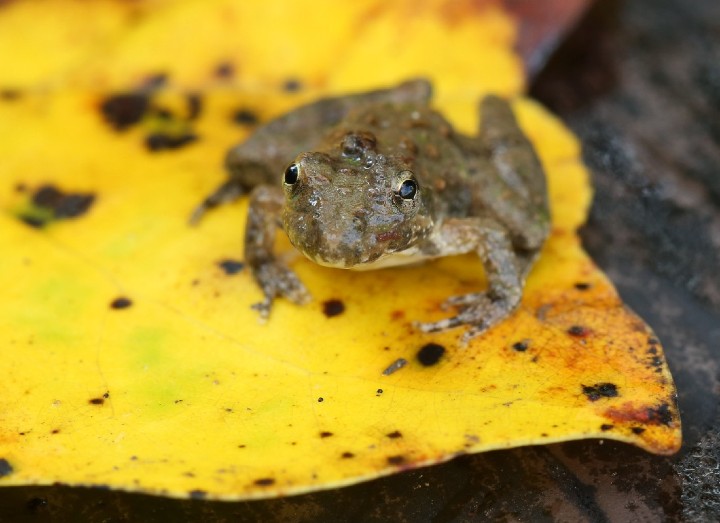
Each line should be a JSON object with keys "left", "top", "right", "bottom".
{"left": 250, "top": 260, "right": 311, "bottom": 319}
{"left": 189, "top": 179, "right": 244, "bottom": 225}
{"left": 417, "top": 293, "right": 514, "bottom": 345}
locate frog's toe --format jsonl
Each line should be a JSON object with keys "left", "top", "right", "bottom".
{"left": 441, "top": 292, "right": 490, "bottom": 310}
{"left": 415, "top": 316, "right": 465, "bottom": 333}
{"left": 251, "top": 298, "right": 272, "bottom": 320}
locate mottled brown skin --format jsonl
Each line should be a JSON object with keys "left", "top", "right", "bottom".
{"left": 193, "top": 80, "right": 550, "bottom": 342}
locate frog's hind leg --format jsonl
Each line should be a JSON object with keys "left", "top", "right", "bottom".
{"left": 479, "top": 95, "right": 549, "bottom": 254}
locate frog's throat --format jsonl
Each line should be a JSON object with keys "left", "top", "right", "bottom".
{"left": 308, "top": 246, "right": 431, "bottom": 271}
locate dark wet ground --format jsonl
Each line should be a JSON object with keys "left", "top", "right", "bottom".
{"left": 2, "top": 0, "right": 719, "bottom": 520}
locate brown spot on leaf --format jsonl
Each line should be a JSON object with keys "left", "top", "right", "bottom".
{"left": 386, "top": 431, "right": 403, "bottom": 439}
{"left": 214, "top": 62, "right": 235, "bottom": 78}
{"left": 283, "top": 78, "right": 303, "bottom": 92}
{"left": 600, "top": 424, "right": 613, "bottom": 431}
{"left": 88, "top": 397, "right": 105, "bottom": 405}
{"left": 341, "top": 452, "right": 355, "bottom": 459}
{"left": 322, "top": 299, "right": 345, "bottom": 318}
{"left": 604, "top": 402, "right": 676, "bottom": 426}
{"left": 319, "top": 431, "right": 333, "bottom": 438}
{"left": 567, "top": 325, "right": 591, "bottom": 337}
{"left": 254, "top": 478, "right": 275, "bottom": 486}
{"left": 582, "top": 382, "right": 619, "bottom": 401}
{"left": 574, "top": 282, "right": 591, "bottom": 290}
{"left": 512, "top": 340, "right": 529, "bottom": 352}
{"left": 141, "top": 73, "right": 168, "bottom": 90}
{"left": 417, "top": 343, "right": 445, "bottom": 366}
{"left": 0, "top": 459, "right": 13, "bottom": 477}
{"left": 100, "top": 93, "right": 150, "bottom": 131}
{"left": 110, "top": 297, "right": 133, "bottom": 309}
{"left": 186, "top": 93, "right": 203, "bottom": 120}
{"left": 218, "top": 259, "right": 244, "bottom": 275}
{"left": 631, "top": 427, "right": 646, "bottom": 435}
{"left": 387, "top": 455, "right": 405, "bottom": 466}
{"left": 20, "top": 184, "right": 96, "bottom": 227}
{"left": 232, "top": 108, "right": 259, "bottom": 126}
{"left": 0, "top": 88, "right": 21, "bottom": 101}
{"left": 145, "top": 132, "right": 198, "bottom": 151}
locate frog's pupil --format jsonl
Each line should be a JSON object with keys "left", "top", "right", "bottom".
{"left": 284, "top": 163, "right": 299, "bottom": 185}
{"left": 399, "top": 179, "right": 417, "bottom": 199}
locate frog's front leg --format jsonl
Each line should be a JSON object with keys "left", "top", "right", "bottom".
{"left": 416, "top": 218, "right": 523, "bottom": 344}
{"left": 244, "top": 185, "right": 310, "bottom": 318}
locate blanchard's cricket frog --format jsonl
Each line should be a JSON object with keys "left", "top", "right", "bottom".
{"left": 192, "top": 80, "right": 549, "bottom": 343}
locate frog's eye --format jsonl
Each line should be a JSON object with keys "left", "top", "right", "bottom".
{"left": 284, "top": 163, "right": 299, "bottom": 185}
{"left": 397, "top": 179, "right": 417, "bottom": 200}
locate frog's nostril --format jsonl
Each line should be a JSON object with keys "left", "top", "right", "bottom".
{"left": 284, "top": 163, "right": 299, "bottom": 185}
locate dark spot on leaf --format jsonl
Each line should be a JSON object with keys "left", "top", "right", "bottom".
{"left": 631, "top": 427, "right": 645, "bottom": 435}
{"left": 382, "top": 358, "right": 407, "bottom": 376}
{"left": 152, "top": 106, "right": 173, "bottom": 120}
{"left": 0, "top": 458, "right": 13, "bottom": 477}
{"left": 100, "top": 93, "right": 150, "bottom": 131}
{"left": 582, "top": 383, "right": 619, "bottom": 401}
{"left": 567, "top": 325, "right": 591, "bottom": 337}
{"left": 574, "top": 282, "right": 592, "bottom": 290}
{"left": 1, "top": 88, "right": 22, "bottom": 101}
{"left": 232, "top": 108, "right": 259, "bottom": 126}
{"left": 186, "top": 93, "right": 203, "bottom": 120}
{"left": 647, "top": 346, "right": 657, "bottom": 355}
{"left": 20, "top": 215, "right": 46, "bottom": 228}
{"left": 189, "top": 490, "right": 206, "bottom": 500}
{"left": 600, "top": 424, "right": 614, "bottom": 431}
{"left": 141, "top": 73, "right": 168, "bottom": 90}
{"left": 647, "top": 403, "right": 673, "bottom": 426}
{"left": 145, "top": 132, "right": 198, "bottom": 151}
{"left": 320, "top": 431, "right": 333, "bottom": 438}
{"left": 512, "top": 340, "right": 529, "bottom": 352}
{"left": 283, "top": 78, "right": 303, "bottom": 92}
{"left": 103, "top": 392, "right": 110, "bottom": 399}
{"left": 51, "top": 429, "right": 60, "bottom": 434}
{"left": 26, "top": 497, "right": 48, "bottom": 513}
{"left": 417, "top": 343, "right": 445, "bottom": 366}
{"left": 214, "top": 62, "right": 235, "bottom": 78}
{"left": 649, "top": 355, "right": 663, "bottom": 367}
{"left": 648, "top": 337, "right": 659, "bottom": 345}
{"left": 341, "top": 452, "right": 355, "bottom": 459}
{"left": 15, "top": 182, "right": 27, "bottom": 193}
{"left": 218, "top": 259, "right": 244, "bottom": 275}
{"left": 317, "top": 397, "right": 324, "bottom": 403}
{"left": 53, "top": 194, "right": 95, "bottom": 219}
{"left": 110, "top": 297, "right": 132, "bottom": 309}
{"left": 254, "top": 478, "right": 275, "bottom": 486}
{"left": 20, "top": 184, "right": 96, "bottom": 227}
{"left": 322, "top": 299, "right": 345, "bottom": 318}
{"left": 386, "top": 431, "right": 402, "bottom": 439}
{"left": 376, "top": 389, "right": 383, "bottom": 396}
{"left": 387, "top": 455, "right": 405, "bottom": 466}
{"left": 541, "top": 433, "right": 548, "bottom": 437}
{"left": 390, "top": 309, "right": 405, "bottom": 321}
{"left": 88, "top": 397, "right": 105, "bottom": 405}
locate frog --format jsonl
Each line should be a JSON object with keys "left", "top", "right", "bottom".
{"left": 192, "top": 79, "right": 550, "bottom": 343}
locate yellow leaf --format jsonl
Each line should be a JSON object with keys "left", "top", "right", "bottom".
{"left": 0, "top": 0, "right": 679, "bottom": 501}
